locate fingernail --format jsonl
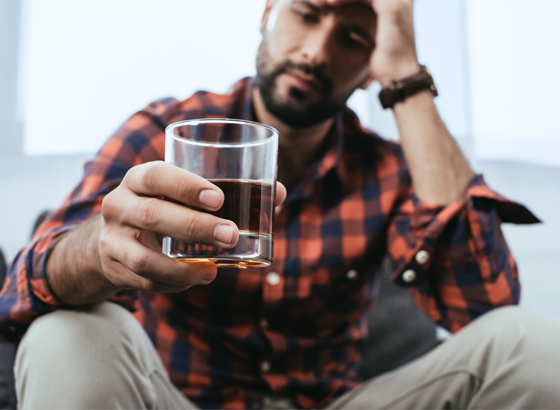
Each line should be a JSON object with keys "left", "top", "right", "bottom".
{"left": 214, "top": 224, "right": 233, "bottom": 244}
{"left": 199, "top": 190, "right": 221, "bottom": 209}
{"left": 203, "top": 271, "right": 216, "bottom": 283}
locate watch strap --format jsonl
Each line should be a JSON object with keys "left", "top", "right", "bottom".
{"left": 378, "top": 65, "right": 438, "bottom": 109}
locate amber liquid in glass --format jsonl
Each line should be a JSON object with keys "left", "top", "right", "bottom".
{"left": 209, "top": 179, "right": 273, "bottom": 234}
{"left": 166, "top": 179, "right": 274, "bottom": 268}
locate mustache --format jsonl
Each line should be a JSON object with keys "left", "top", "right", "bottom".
{"left": 271, "top": 60, "right": 333, "bottom": 95}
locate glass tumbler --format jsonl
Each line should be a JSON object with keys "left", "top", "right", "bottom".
{"left": 162, "top": 119, "right": 279, "bottom": 268}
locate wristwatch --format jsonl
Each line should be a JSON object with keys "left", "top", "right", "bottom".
{"left": 378, "top": 65, "right": 438, "bottom": 109}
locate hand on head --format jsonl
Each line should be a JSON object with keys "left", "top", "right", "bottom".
{"left": 304, "top": 0, "right": 419, "bottom": 86}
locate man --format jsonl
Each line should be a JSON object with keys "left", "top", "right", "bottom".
{"left": 1, "top": 0, "right": 559, "bottom": 408}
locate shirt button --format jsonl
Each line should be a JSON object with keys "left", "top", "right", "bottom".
{"left": 402, "top": 269, "right": 417, "bottom": 283}
{"left": 346, "top": 269, "right": 358, "bottom": 280}
{"left": 415, "top": 250, "right": 430, "bottom": 265}
{"left": 260, "top": 360, "right": 271, "bottom": 373}
{"left": 260, "top": 318, "right": 268, "bottom": 329}
{"left": 266, "top": 272, "right": 281, "bottom": 286}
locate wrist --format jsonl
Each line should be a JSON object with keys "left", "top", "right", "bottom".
{"left": 86, "top": 221, "right": 102, "bottom": 273}
{"left": 50, "top": 216, "right": 119, "bottom": 306}
{"left": 376, "top": 60, "right": 420, "bottom": 87}
{"left": 392, "top": 89, "right": 436, "bottom": 114}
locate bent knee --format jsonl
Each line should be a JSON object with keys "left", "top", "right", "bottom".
{"left": 20, "top": 302, "right": 138, "bottom": 350}
{"left": 16, "top": 302, "right": 149, "bottom": 377}
{"left": 481, "top": 306, "right": 552, "bottom": 329}
{"left": 474, "top": 306, "right": 559, "bottom": 347}
{"left": 15, "top": 303, "right": 161, "bottom": 409}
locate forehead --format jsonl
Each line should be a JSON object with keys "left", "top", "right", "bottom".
{"left": 279, "top": 0, "right": 376, "bottom": 30}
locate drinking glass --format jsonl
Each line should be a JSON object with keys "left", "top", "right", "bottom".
{"left": 163, "top": 119, "right": 278, "bottom": 268}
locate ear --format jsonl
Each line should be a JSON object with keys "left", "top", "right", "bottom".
{"left": 260, "top": 0, "right": 278, "bottom": 34}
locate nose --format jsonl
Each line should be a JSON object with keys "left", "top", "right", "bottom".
{"left": 299, "top": 22, "right": 334, "bottom": 70}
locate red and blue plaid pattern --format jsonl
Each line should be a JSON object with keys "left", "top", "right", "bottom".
{"left": 0, "top": 78, "right": 538, "bottom": 409}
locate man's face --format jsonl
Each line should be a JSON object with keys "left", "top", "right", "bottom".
{"left": 255, "top": 0, "right": 376, "bottom": 129}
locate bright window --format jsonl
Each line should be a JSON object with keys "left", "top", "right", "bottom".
{"left": 19, "top": 0, "right": 560, "bottom": 167}
{"left": 22, "top": 0, "right": 265, "bottom": 155}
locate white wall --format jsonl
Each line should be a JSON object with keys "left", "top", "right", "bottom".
{"left": 0, "top": 0, "right": 23, "bottom": 157}
{"left": 467, "top": 0, "right": 560, "bottom": 167}
{"left": 21, "top": 0, "right": 473, "bottom": 157}
{"left": 366, "top": 0, "right": 473, "bottom": 162}
{"left": 21, "top": 0, "right": 265, "bottom": 155}
{"left": 357, "top": 0, "right": 560, "bottom": 168}
{"left": 17, "top": 0, "right": 560, "bottom": 169}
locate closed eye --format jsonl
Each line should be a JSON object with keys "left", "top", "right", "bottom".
{"left": 297, "top": 10, "right": 319, "bottom": 23}
{"left": 340, "top": 25, "right": 374, "bottom": 50}
{"left": 340, "top": 31, "right": 369, "bottom": 50}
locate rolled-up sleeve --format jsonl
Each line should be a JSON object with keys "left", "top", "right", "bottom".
{"left": 386, "top": 175, "right": 540, "bottom": 333}
{"left": 0, "top": 165, "right": 139, "bottom": 341}
{"left": 0, "top": 98, "right": 180, "bottom": 341}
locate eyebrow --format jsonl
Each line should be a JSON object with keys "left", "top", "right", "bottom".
{"left": 291, "top": 0, "right": 329, "bottom": 15}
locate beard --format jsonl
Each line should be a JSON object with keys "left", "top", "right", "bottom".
{"left": 255, "top": 37, "right": 353, "bottom": 129}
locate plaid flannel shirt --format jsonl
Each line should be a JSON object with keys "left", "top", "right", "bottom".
{"left": 0, "top": 78, "right": 539, "bottom": 409}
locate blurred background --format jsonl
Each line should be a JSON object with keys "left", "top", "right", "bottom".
{"left": 1, "top": 0, "right": 559, "bottom": 318}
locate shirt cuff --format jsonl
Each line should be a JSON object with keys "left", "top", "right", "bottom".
{"left": 28, "top": 226, "right": 139, "bottom": 312}
{"left": 28, "top": 225, "right": 78, "bottom": 307}
{"left": 390, "top": 174, "right": 540, "bottom": 286}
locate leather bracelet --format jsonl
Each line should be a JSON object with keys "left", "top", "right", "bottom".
{"left": 378, "top": 65, "right": 438, "bottom": 109}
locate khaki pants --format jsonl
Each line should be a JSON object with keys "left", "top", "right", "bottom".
{"left": 15, "top": 302, "right": 560, "bottom": 409}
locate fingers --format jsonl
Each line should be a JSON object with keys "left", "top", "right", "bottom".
{"left": 103, "top": 257, "right": 217, "bottom": 293}
{"left": 104, "top": 188, "right": 239, "bottom": 249}
{"left": 125, "top": 161, "right": 225, "bottom": 212}
{"left": 101, "top": 234, "right": 218, "bottom": 292}
{"left": 275, "top": 182, "right": 287, "bottom": 208}
{"left": 103, "top": 161, "right": 240, "bottom": 249}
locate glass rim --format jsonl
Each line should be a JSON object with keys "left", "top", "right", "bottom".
{"left": 166, "top": 118, "right": 279, "bottom": 148}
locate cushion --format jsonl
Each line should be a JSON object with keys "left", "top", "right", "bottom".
{"left": 359, "top": 263, "right": 440, "bottom": 380}
{"left": 0, "top": 340, "right": 16, "bottom": 409}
